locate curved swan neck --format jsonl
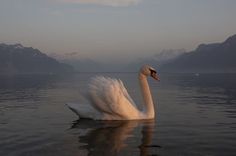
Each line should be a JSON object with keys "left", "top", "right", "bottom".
{"left": 139, "top": 73, "right": 155, "bottom": 119}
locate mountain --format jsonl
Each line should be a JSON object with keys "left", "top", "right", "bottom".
{"left": 124, "top": 49, "right": 186, "bottom": 72}
{"left": 161, "top": 34, "right": 236, "bottom": 73}
{"left": 58, "top": 49, "right": 185, "bottom": 72}
{"left": 62, "top": 58, "right": 108, "bottom": 72}
{"left": 58, "top": 49, "right": 186, "bottom": 72}
{"left": 0, "top": 43, "right": 74, "bottom": 74}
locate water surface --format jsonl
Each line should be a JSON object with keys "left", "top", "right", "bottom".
{"left": 0, "top": 73, "right": 236, "bottom": 156}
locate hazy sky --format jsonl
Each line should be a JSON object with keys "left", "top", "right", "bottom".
{"left": 0, "top": 0, "right": 236, "bottom": 63}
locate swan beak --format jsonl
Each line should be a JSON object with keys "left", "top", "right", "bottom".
{"left": 151, "top": 73, "right": 160, "bottom": 81}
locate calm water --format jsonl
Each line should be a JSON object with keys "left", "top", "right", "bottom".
{"left": 0, "top": 73, "right": 236, "bottom": 156}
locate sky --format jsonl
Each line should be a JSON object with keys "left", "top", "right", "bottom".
{"left": 0, "top": 0, "right": 236, "bottom": 63}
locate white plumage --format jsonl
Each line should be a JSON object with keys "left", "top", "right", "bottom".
{"left": 67, "top": 65, "right": 159, "bottom": 120}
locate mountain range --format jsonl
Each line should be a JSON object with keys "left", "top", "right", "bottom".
{"left": 1, "top": 34, "right": 235, "bottom": 74}
{"left": 161, "top": 34, "right": 236, "bottom": 73}
{"left": 57, "top": 49, "right": 185, "bottom": 72}
{"left": 0, "top": 43, "right": 73, "bottom": 74}
{"left": 60, "top": 33, "right": 236, "bottom": 73}
{"left": 48, "top": 34, "right": 236, "bottom": 73}
{"left": 124, "top": 49, "right": 186, "bottom": 72}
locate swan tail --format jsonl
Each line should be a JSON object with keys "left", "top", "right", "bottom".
{"left": 66, "top": 103, "right": 81, "bottom": 118}
{"left": 66, "top": 103, "right": 100, "bottom": 119}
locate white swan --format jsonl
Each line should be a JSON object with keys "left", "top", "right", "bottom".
{"left": 67, "top": 65, "right": 159, "bottom": 120}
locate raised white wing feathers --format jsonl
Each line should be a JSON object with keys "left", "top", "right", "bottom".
{"left": 88, "top": 76, "right": 139, "bottom": 119}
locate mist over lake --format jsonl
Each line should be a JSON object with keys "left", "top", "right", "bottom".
{"left": 0, "top": 73, "right": 236, "bottom": 156}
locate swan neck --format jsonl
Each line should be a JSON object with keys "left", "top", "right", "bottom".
{"left": 139, "top": 73, "right": 155, "bottom": 119}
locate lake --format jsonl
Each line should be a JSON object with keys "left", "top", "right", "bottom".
{"left": 0, "top": 73, "right": 236, "bottom": 156}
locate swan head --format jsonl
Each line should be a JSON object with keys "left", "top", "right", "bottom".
{"left": 140, "top": 65, "right": 160, "bottom": 81}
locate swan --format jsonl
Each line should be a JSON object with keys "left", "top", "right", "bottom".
{"left": 67, "top": 65, "right": 159, "bottom": 120}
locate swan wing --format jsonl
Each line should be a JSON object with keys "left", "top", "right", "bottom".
{"left": 118, "top": 79, "right": 136, "bottom": 107}
{"left": 88, "top": 76, "right": 139, "bottom": 119}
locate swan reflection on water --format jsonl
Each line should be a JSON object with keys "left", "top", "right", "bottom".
{"left": 70, "top": 119, "right": 161, "bottom": 156}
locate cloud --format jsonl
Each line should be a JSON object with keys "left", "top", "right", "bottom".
{"left": 60, "top": 0, "right": 142, "bottom": 7}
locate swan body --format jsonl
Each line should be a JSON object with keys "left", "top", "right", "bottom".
{"left": 67, "top": 65, "right": 159, "bottom": 120}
